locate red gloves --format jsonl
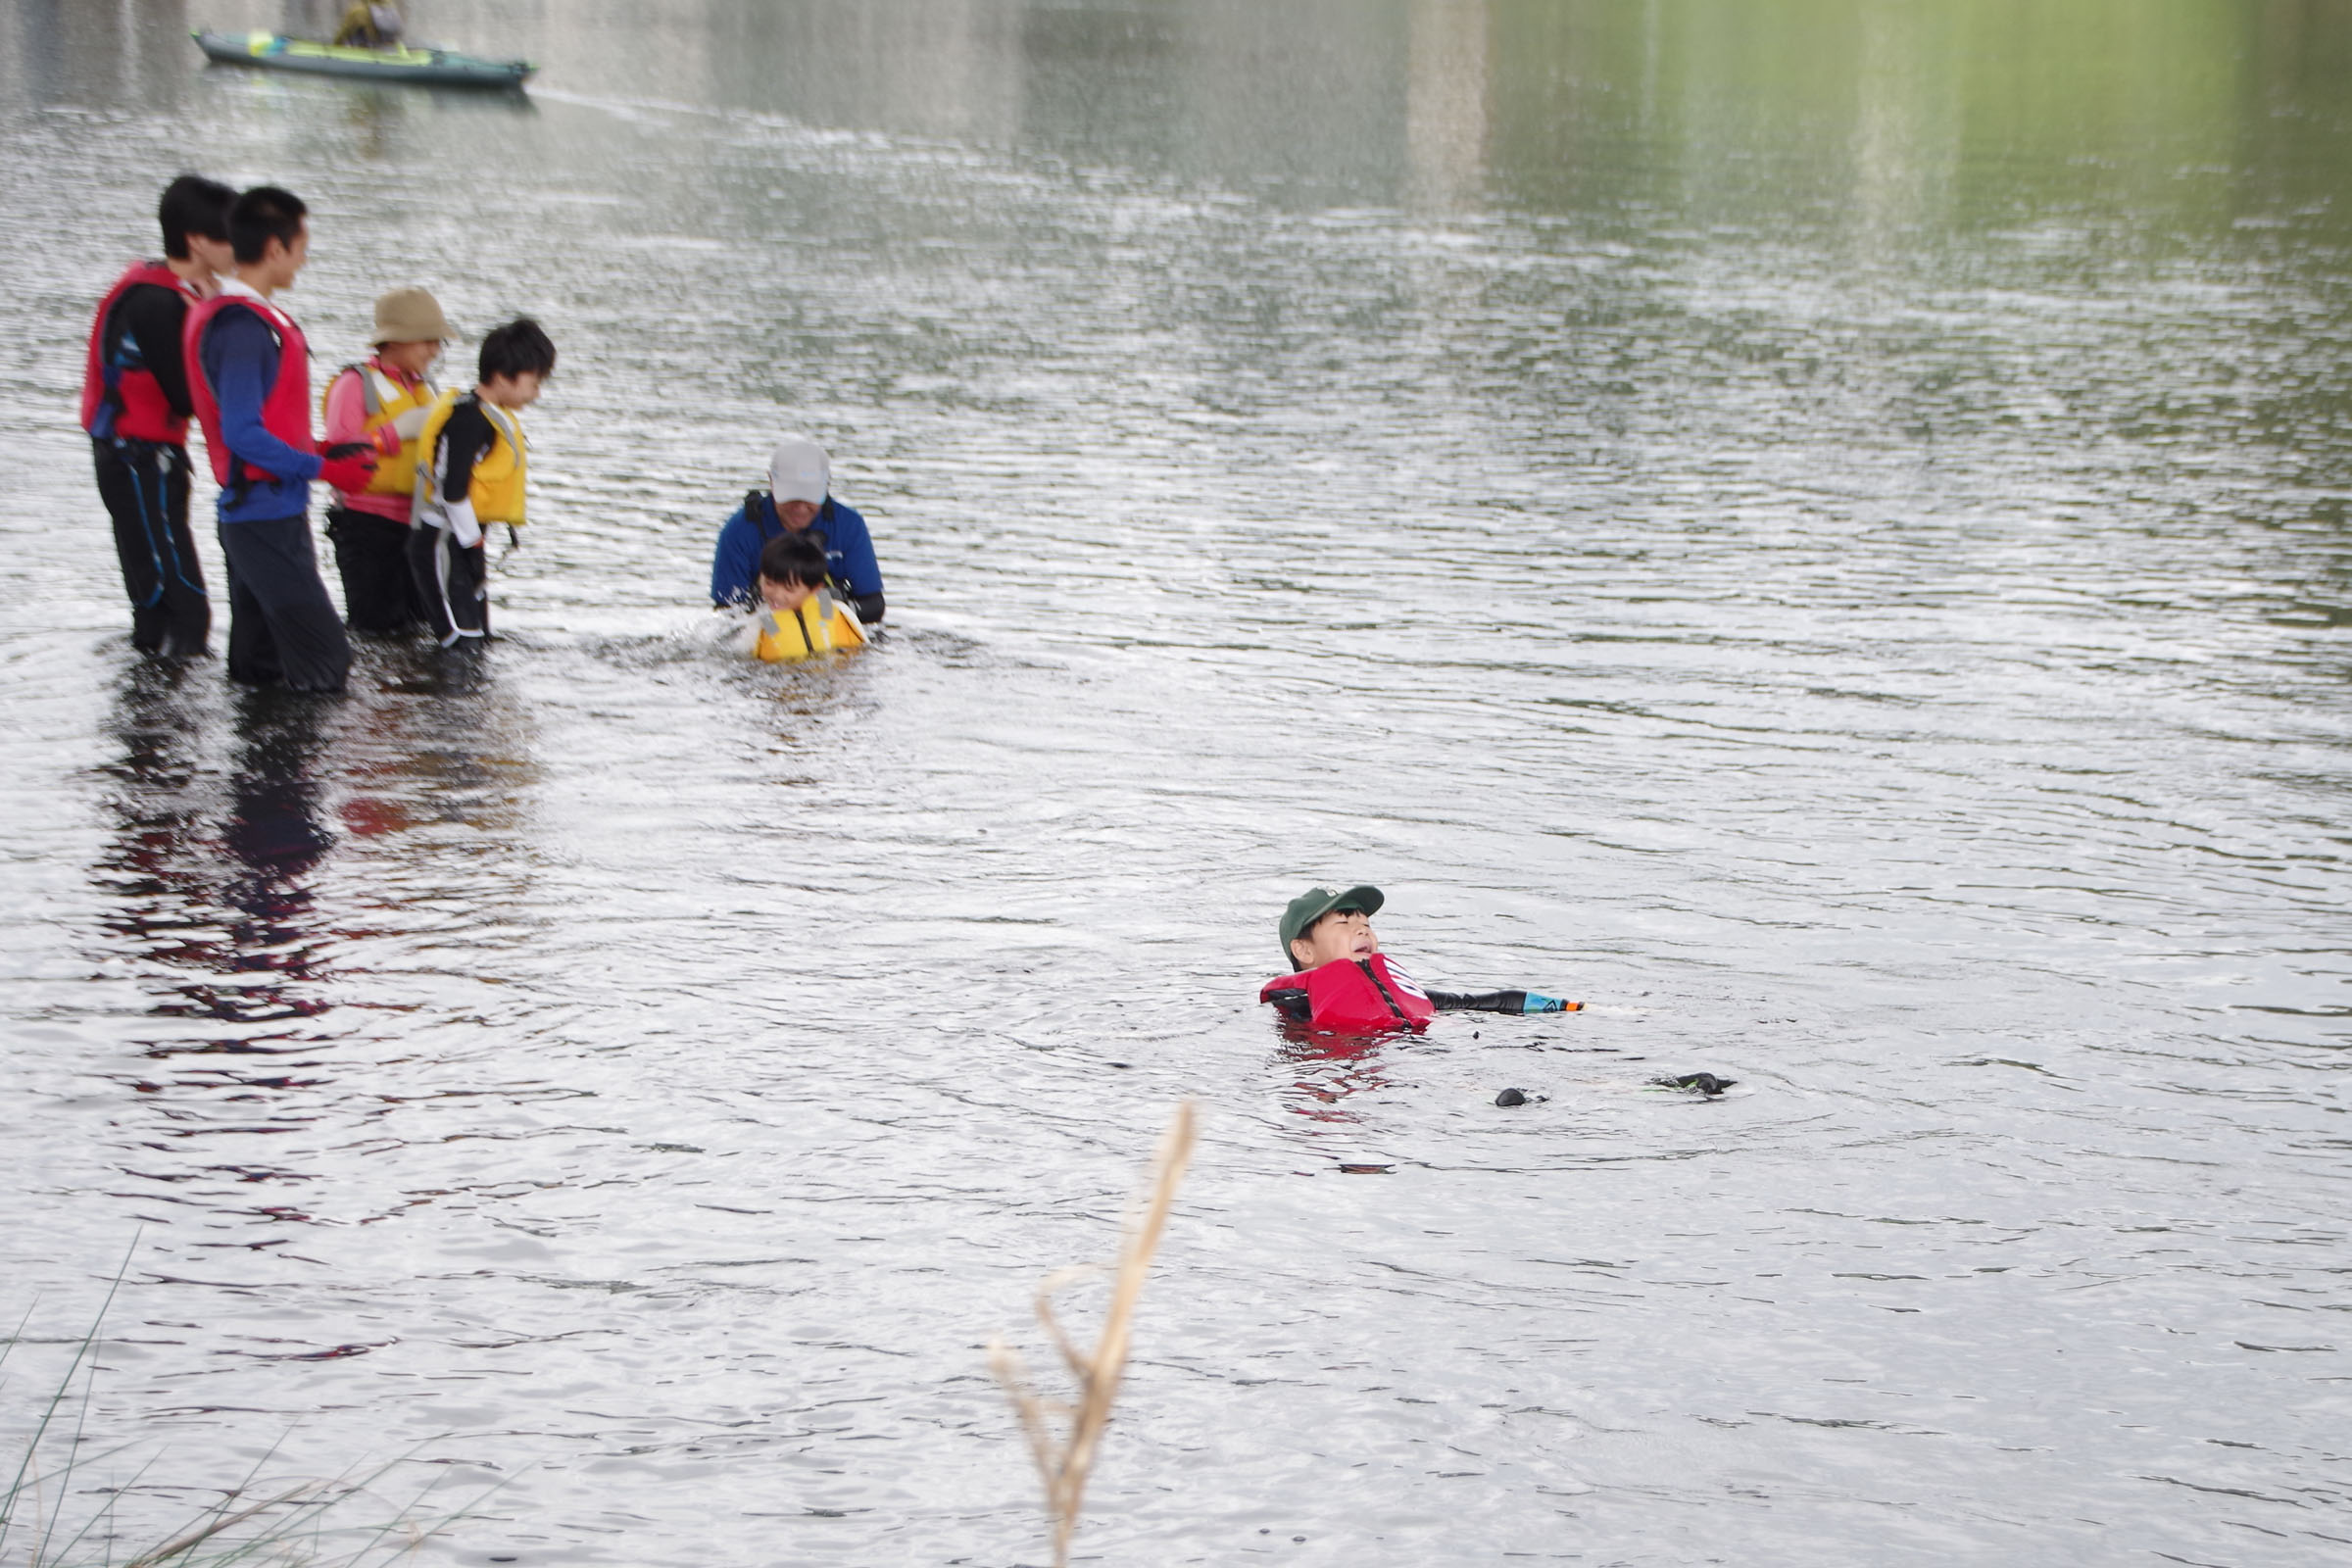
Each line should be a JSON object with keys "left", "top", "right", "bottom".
{"left": 318, "top": 453, "right": 377, "bottom": 495}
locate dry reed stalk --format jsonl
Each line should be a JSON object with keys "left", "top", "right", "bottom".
{"left": 120, "top": 1484, "right": 318, "bottom": 1568}
{"left": 988, "top": 1100, "right": 1199, "bottom": 1568}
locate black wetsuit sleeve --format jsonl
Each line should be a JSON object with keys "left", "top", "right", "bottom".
{"left": 1425, "top": 989, "right": 1529, "bottom": 1014}
{"left": 850, "top": 591, "right": 885, "bottom": 625}
{"left": 119, "top": 283, "right": 195, "bottom": 417}
{"left": 436, "top": 400, "right": 497, "bottom": 496}
{"left": 1263, "top": 984, "right": 1311, "bottom": 1021}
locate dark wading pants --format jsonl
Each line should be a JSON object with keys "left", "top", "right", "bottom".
{"left": 219, "top": 514, "right": 353, "bottom": 693}
{"left": 407, "top": 521, "right": 490, "bottom": 646}
{"left": 92, "top": 437, "right": 210, "bottom": 656}
{"left": 324, "top": 506, "right": 425, "bottom": 634}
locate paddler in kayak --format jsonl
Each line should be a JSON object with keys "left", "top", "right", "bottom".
{"left": 319, "top": 287, "right": 447, "bottom": 635}
{"left": 1259, "top": 884, "right": 1581, "bottom": 1032}
{"left": 333, "top": 3, "right": 406, "bottom": 48}
{"left": 710, "top": 435, "right": 886, "bottom": 626}
{"left": 736, "top": 534, "right": 866, "bottom": 662}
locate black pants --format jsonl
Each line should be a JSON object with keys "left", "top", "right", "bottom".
{"left": 219, "top": 514, "right": 353, "bottom": 693}
{"left": 324, "top": 507, "right": 425, "bottom": 634}
{"left": 92, "top": 437, "right": 209, "bottom": 656}
{"left": 408, "top": 522, "right": 490, "bottom": 646}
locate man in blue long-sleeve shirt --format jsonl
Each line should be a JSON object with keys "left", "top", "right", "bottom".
{"left": 187, "top": 187, "right": 377, "bottom": 692}
{"left": 709, "top": 435, "right": 886, "bottom": 623}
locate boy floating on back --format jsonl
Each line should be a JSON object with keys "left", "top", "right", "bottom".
{"left": 1259, "top": 884, "right": 1580, "bottom": 1032}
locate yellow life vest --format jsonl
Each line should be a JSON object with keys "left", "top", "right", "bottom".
{"left": 415, "top": 388, "right": 528, "bottom": 525}
{"left": 753, "top": 589, "right": 866, "bottom": 662}
{"left": 318, "top": 361, "right": 435, "bottom": 498}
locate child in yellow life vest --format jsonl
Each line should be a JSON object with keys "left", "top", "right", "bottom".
{"left": 320, "top": 287, "right": 444, "bottom": 634}
{"left": 408, "top": 318, "right": 555, "bottom": 648}
{"left": 739, "top": 533, "right": 865, "bottom": 662}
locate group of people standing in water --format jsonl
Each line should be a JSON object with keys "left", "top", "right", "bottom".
{"left": 81, "top": 174, "right": 889, "bottom": 693}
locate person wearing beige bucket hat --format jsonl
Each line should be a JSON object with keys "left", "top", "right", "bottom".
{"left": 318, "top": 286, "right": 449, "bottom": 633}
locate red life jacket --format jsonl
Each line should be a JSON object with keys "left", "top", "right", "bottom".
{"left": 80, "top": 260, "right": 197, "bottom": 443}
{"left": 183, "top": 290, "right": 314, "bottom": 490}
{"left": 1258, "top": 954, "right": 1437, "bottom": 1033}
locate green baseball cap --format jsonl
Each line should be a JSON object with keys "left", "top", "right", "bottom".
{"left": 1278, "top": 883, "right": 1384, "bottom": 965}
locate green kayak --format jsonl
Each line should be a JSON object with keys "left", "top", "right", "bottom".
{"left": 192, "top": 30, "right": 533, "bottom": 89}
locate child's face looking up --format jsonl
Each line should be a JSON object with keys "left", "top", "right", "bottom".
{"left": 1292, "top": 907, "right": 1378, "bottom": 969}
{"left": 760, "top": 574, "right": 816, "bottom": 613}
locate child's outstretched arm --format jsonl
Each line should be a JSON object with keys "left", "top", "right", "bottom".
{"left": 1424, "top": 989, "right": 1582, "bottom": 1015}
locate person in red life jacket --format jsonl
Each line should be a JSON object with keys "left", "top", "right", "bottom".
{"left": 320, "top": 287, "right": 449, "bottom": 634}
{"left": 81, "top": 174, "right": 237, "bottom": 657}
{"left": 1258, "top": 884, "right": 1582, "bottom": 1032}
{"left": 185, "top": 186, "right": 383, "bottom": 693}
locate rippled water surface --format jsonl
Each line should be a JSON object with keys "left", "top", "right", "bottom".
{"left": 4, "top": 2, "right": 2350, "bottom": 1563}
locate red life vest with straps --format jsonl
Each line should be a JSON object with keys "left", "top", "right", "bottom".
{"left": 183, "top": 290, "right": 314, "bottom": 490}
{"left": 80, "top": 260, "right": 197, "bottom": 443}
{"left": 1258, "top": 954, "right": 1437, "bottom": 1032}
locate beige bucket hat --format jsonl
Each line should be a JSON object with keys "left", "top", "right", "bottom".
{"left": 372, "top": 287, "right": 451, "bottom": 345}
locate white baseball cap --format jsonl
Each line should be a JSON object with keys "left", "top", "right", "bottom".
{"left": 767, "top": 434, "right": 831, "bottom": 506}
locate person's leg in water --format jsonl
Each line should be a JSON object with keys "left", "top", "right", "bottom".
{"left": 408, "top": 519, "right": 490, "bottom": 647}
{"left": 326, "top": 506, "right": 424, "bottom": 634}
{"left": 219, "top": 515, "right": 352, "bottom": 692}
{"left": 94, "top": 438, "right": 210, "bottom": 656}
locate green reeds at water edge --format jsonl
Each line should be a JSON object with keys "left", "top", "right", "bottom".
{"left": 989, "top": 1101, "right": 1200, "bottom": 1568}
{"left": 1, "top": 1247, "right": 492, "bottom": 1568}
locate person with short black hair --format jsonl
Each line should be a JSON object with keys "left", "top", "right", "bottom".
{"left": 737, "top": 532, "right": 866, "bottom": 662}
{"left": 408, "top": 318, "right": 556, "bottom": 647}
{"left": 80, "top": 173, "right": 236, "bottom": 656}
{"left": 183, "top": 185, "right": 377, "bottom": 692}
{"left": 709, "top": 434, "right": 886, "bottom": 624}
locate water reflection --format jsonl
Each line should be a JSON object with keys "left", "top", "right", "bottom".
{"left": 1275, "top": 1021, "right": 1403, "bottom": 1125}
{"left": 95, "top": 666, "right": 339, "bottom": 1052}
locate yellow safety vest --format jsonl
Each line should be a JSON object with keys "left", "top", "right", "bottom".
{"left": 416, "top": 388, "right": 528, "bottom": 525}
{"left": 318, "top": 361, "right": 435, "bottom": 497}
{"left": 754, "top": 590, "right": 866, "bottom": 662}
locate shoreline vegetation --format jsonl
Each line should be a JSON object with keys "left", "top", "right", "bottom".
{"left": 9, "top": 1109, "right": 1201, "bottom": 1568}
{"left": 1, "top": 1247, "right": 491, "bottom": 1568}
{"left": 990, "top": 1102, "right": 1200, "bottom": 1568}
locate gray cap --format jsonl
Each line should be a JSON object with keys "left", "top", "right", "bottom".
{"left": 768, "top": 434, "right": 831, "bottom": 506}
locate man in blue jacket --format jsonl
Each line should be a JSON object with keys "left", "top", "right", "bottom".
{"left": 709, "top": 435, "right": 885, "bottom": 624}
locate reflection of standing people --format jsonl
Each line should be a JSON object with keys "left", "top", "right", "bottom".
{"left": 333, "top": 3, "right": 405, "bottom": 47}
{"left": 80, "top": 175, "right": 236, "bottom": 658}
{"left": 320, "top": 288, "right": 447, "bottom": 634}
{"left": 184, "top": 186, "right": 381, "bottom": 693}
{"left": 410, "top": 318, "right": 556, "bottom": 648}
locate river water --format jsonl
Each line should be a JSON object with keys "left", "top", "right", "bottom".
{"left": 2, "top": 1, "right": 2348, "bottom": 1563}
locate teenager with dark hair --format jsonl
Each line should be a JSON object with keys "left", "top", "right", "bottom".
{"left": 184, "top": 185, "right": 379, "bottom": 692}
{"left": 408, "top": 318, "right": 555, "bottom": 646}
{"left": 80, "top": 173, "right": 235, "bottom": 656}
